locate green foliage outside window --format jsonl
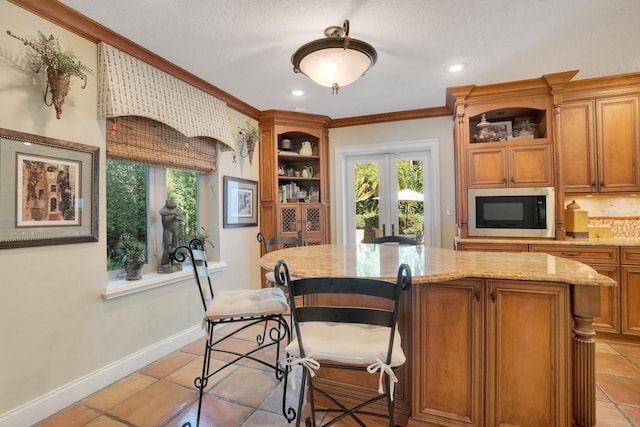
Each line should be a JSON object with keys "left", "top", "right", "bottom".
{"left": 355, "top": 160, "right": 424, "bottom": 235}
{"left": 167, "top": 169, "right": 197, "bottom": 243}
{"left": 106, "top": 160, "right": 147, "bottom": 270}
{"left": 106, "top": 160, "right": 199, "bottom": 272}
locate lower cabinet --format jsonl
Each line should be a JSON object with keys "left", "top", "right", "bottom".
{"left": 410, "top": 279, "right": 569, "bottom": 426}
{"left": 459, "top": 242, "right": 638, "bottom": 341}
{"left": 621, "top": 247, "right": 640, "bottom": 336}
{"left": 277, "top": 203, "right": 324, "bottom": 245}
{"left": 455, "top": 241, "right": 528, "bottom": 252}
{"left": 529, "top": 244, "right": 622, "bottom": 335}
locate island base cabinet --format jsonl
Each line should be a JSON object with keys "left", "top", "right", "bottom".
{"left": 410, "top": 280, "right": 483, "bottom": 426}
{"left": 409, "top": 279, "right": 569, "bottom": 427}
{"left": 486, "top": 280, "right": 569, "bottom": 427}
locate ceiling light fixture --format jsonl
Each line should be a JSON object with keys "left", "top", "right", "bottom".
{"left": 448, "top": 63, "right": 466, "bottom": 73}
{"left": 291, "top": 19, "right": 377, "bottom": 95}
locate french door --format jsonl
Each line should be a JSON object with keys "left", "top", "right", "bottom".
{"left": 338, "top": 140, "right": 440, "bottom": 247}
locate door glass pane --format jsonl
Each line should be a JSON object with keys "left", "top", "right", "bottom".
{"left": 354, "top": 161, "right": 380, "bottom": 243}
{"left": 394, "top": 158, "right": 424, "bottom": 238}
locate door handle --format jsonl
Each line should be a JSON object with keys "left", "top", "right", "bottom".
{"left": 391, "top": 224, "right": 396, "bottom": 236}
{"left": 474, "top": 288, "right": 481, "bottom": 301}
{"left": 382, "top": 224, "right": 386, "bottom": 237}
{"left": 490, "top": 288, "right": 497, "bottom": 303}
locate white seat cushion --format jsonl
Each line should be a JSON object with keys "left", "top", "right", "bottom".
{"left": 286, "top": 322, "right": 405, "bottom": 367}
{"left": 205, "top": 287, "right": 289, "bottom": 320}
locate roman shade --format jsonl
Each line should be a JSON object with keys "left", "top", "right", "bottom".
{"left": 97, "top": 42, "right": 235, "bottom": 153}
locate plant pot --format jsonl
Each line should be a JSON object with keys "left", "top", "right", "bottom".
{"left": 47, "top": 69, "right": 71, "bottom": 119}
{"left": 123, "top": 255, "right": 145, "bottom": 280}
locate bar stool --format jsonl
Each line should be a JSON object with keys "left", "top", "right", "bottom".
{"left": 275, "top": 259, "right": 411, "bottom": 427}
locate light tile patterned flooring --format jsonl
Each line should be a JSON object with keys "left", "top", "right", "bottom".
{"left": 35, "top": 330, "right": 640, "bottom": 427}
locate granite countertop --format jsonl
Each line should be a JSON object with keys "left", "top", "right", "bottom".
{"left": 456, "top": 237, "right": 640, "bottom": 246}
{"left": 260, "top": 244, "right": 615, "bottom": 287}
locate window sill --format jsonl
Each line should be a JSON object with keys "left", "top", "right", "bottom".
{"left": 102, "top": 261, "right": 227, "bottom": 300}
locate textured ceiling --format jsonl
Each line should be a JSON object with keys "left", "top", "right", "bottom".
{"left": 59, "top": 0, "right": 640, "bottom": 119}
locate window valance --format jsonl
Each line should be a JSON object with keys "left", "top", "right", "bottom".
{"left": 97, "top": 42, "right": 235, "bottom": 152}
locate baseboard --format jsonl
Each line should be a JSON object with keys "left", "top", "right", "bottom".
{"left": 0, "top": 325, "right": 204, "bottom": 427}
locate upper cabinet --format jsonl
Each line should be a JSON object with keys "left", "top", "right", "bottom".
{"left": 448, "top": 73, "right": 568, "bottom": 239}
{"left": 466, "top": 107, "right": 553, "bottom": 188}
{"left": 561, "top": 95, "right": 640, "bottom": 194}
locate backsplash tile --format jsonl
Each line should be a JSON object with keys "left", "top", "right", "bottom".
{"left": 588, "top": 217, "right": 640, "bottom": 238}
{"left": 565, "top": 195, "right": 640, "bottom": 238}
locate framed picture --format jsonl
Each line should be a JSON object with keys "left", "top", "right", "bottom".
{"left": 490, "top": 121, "right": 513, "bottom": 141}
{"left": 223, "top": 175, "right": 258, "bottom": 228}
{"left": 0, "top": 128, "right": 99, "bottom": 249}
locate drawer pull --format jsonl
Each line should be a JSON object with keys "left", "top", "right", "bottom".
{"left": 562, "top": 252, "right": 581, "bottom": 257}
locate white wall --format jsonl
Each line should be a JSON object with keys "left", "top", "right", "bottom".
{"left": 0, "top": 3, "right": 261, "bottom": 424}
{"left": 328, "top": 117, "right": 457, "bottom": 249}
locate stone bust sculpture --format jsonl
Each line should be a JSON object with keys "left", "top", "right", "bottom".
{"left": 158, "top": 199, "right": 184, "bottom": 273}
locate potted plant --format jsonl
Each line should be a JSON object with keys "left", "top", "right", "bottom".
{"left": 238, "top": 121, "right": 261, "bottom": 165}
{"left": 120, "top": 238, "right": 146, "bottom": 280}
{"left": 7, "top": 30, "right": 92, "bottom": 119}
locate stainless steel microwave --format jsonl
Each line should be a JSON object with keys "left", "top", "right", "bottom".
{"left": 468, "top": 187, "right": 555, "bottom": 238}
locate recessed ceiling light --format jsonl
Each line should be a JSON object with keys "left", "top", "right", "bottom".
{"left": 448, "top": 63, "right": 466, "bottom": 73}
{"left": 292, "top": 90, "right": 304, "bottom": 96}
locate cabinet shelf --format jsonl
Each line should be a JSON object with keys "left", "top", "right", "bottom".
{"left": 469, "top": 108, "right": 547, "bottom": 144}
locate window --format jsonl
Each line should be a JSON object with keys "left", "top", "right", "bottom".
{"left": 106, "top": 159, "right": 200, "bottom": 279}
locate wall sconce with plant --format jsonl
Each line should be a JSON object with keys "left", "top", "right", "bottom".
{"left": 238, "top": 121, "right": 261, "bottom": 165}
{"left": 7, "top": 30, "right": 92, "bottom": 119}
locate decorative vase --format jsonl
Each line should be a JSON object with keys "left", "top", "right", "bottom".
{"left": 299, "top": 141, "right": 313, "bottom": 156}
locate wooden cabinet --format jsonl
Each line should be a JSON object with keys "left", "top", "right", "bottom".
{"left": 410, "top": 278, "right": 569, "bottom": 427}
{"left": 258, "top": 110, "right": 331, "bottom": 248}
{"left": 467, "top": 141, "right": 553, "bottom": 188}
{"left": 486, "top": 280, "right": 569, "bottom": 427}
{"left": 276, "top": 203, "right": 324, "bottom": 245}
{"left": 447, "top": 73, "right": 570, "bottom": 239}
{"left": 621, "top": 247, "right": 640, "bottom": 336}
{"left": 561, "top": 95, "right": 640, "bottom": 194}
{"left": 456, "top": 241, "right": 528, "bottom": 252}
{"left": 530, "top": 245, "right": 621, "bottom": 334}
{"left": 411, "top": 279, "right": 483, "bottom": 426}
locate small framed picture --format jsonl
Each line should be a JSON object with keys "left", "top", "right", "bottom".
{"left": 490, "top": 121, "right": 513, "bottom": 141}
{"left": 223, "top": 176, "right": 258, "bottom": 228}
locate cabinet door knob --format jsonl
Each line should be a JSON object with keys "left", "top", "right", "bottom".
{"left": 591, "top": 182, "right": 596, "bottom": 188}
{"left": 474, "top": 288, "right": 481, "bottom": 301}
{"left": 490, "top": 288, "right": 497, "bottom": 303}
{"left": 510, "top": 177, "right": 516, "bottom": 184}
{"left": 601, "top": 182, "right": 605, "bottom": 187}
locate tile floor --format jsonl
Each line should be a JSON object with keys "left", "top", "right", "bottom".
{"left": 34, "top": 329, "right": 640, "bottom": 427}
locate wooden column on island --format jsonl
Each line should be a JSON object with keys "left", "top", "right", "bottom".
{"left": 572, "top": 285, "right": 600, "bottom": 427}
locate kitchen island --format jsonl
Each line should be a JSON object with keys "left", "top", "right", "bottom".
{"left": 261, "top": 244, "right": 615, "bottom": 427}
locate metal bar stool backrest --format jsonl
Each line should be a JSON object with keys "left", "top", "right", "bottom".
{"left": 257, "top": 231, "right": 303, "bottom": 254}
{"left": 373, "top": 234, "right": 418, "bottom": 245}
{"left": 172, "top": 238, "right": 212, "bottom": 311}
{"left": 274, "top": 260, "right": 411, "bottom": 427}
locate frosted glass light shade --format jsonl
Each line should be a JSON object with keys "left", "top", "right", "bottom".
{"left": 292, "top": 37, "right": 377, "bottom": 90}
